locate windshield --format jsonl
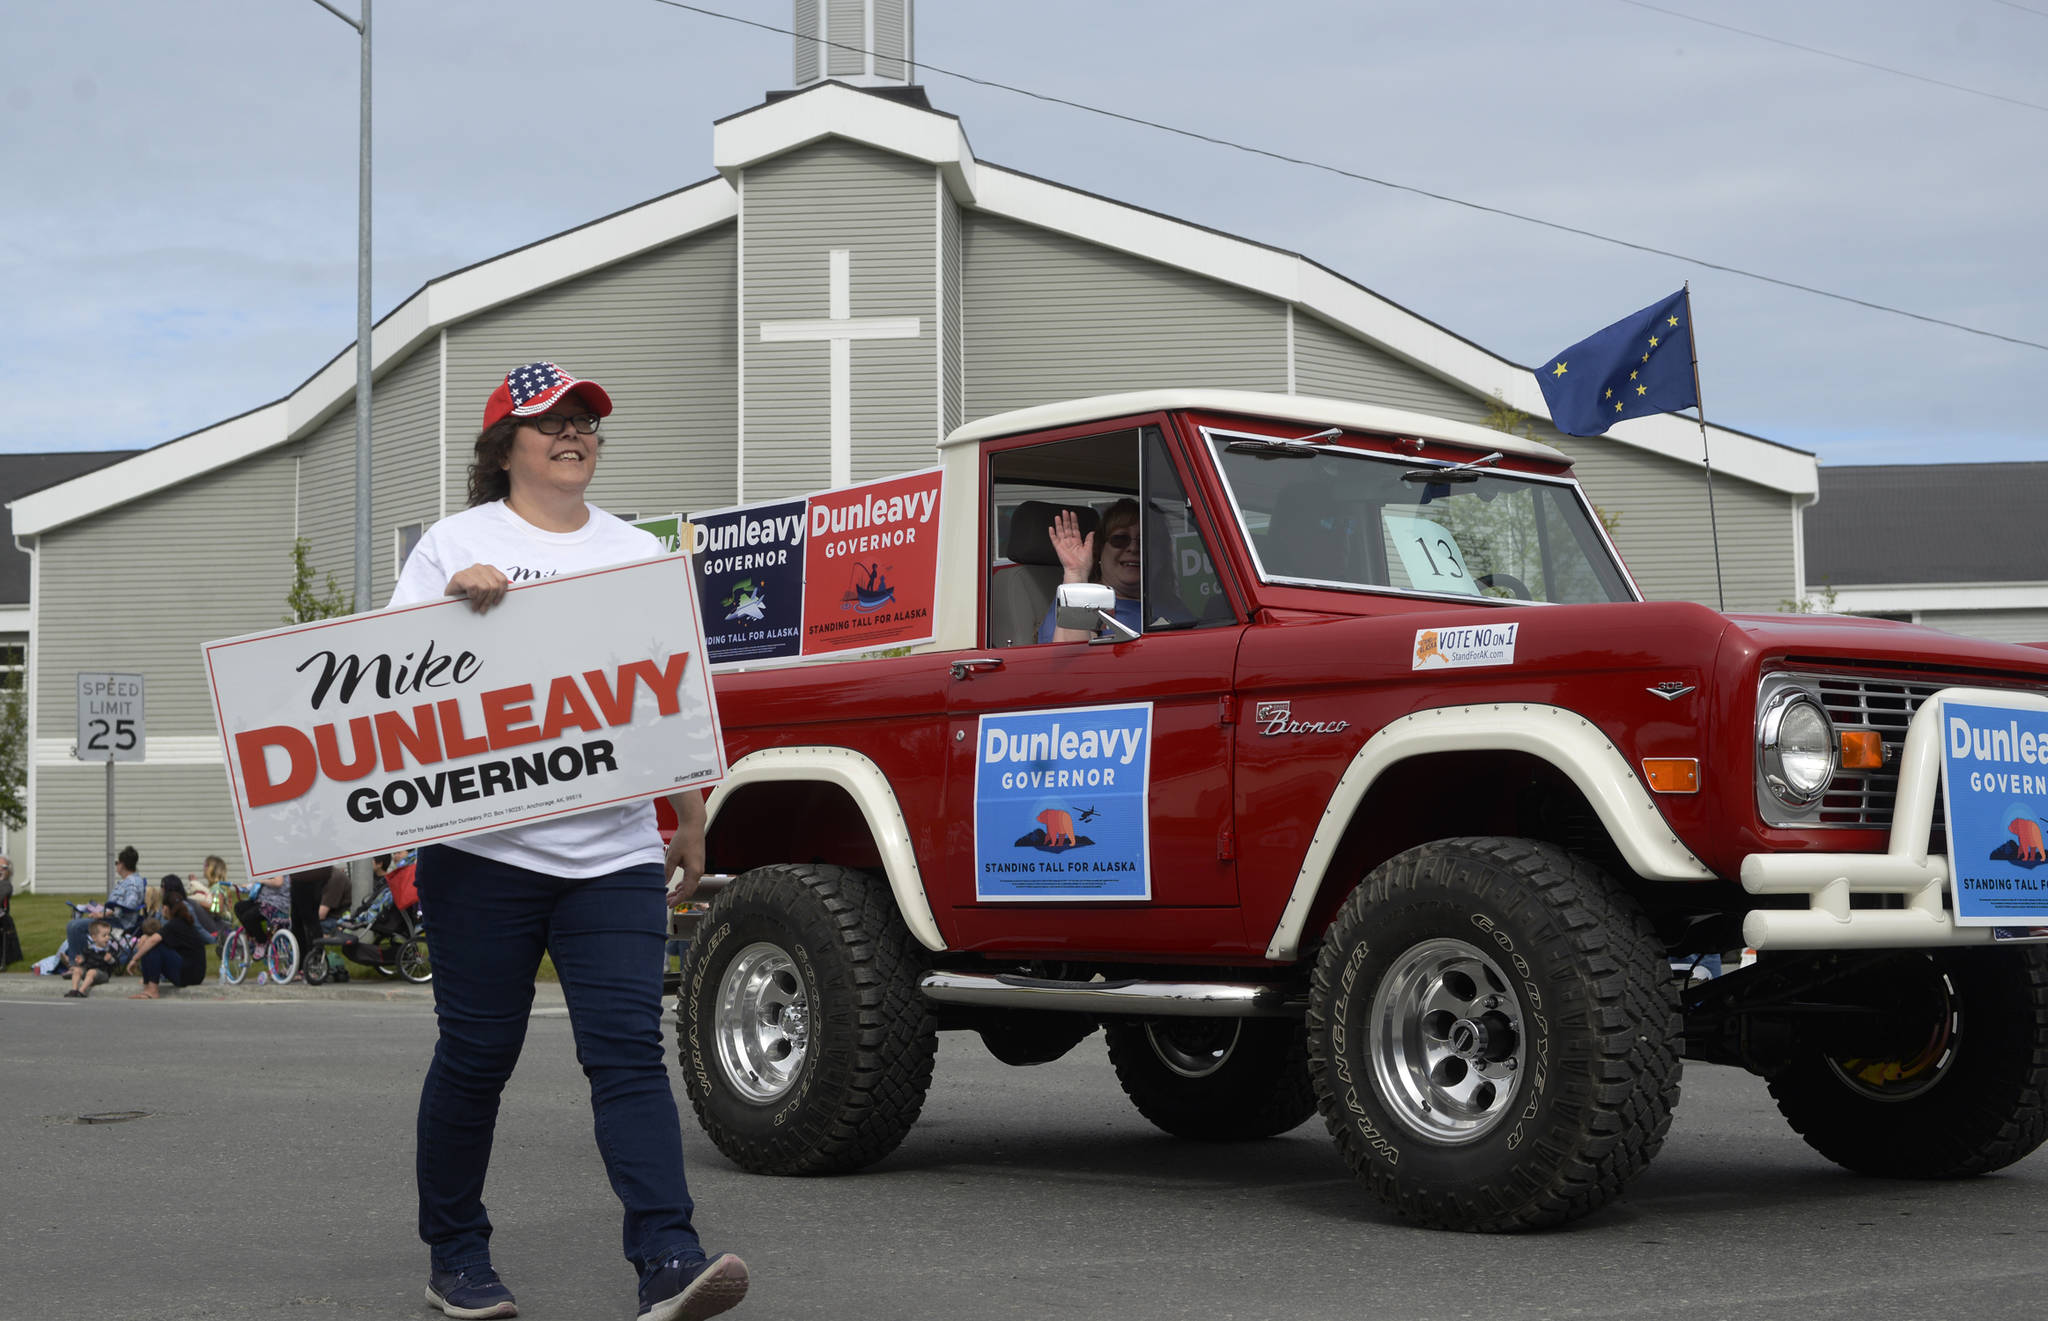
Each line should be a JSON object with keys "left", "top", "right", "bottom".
{"left": 1207, "top": 431, "right": 1635, "bottom": 604}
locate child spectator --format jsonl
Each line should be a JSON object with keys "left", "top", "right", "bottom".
{"left": 65, "top": 919, "right": 119, "bottom": 997}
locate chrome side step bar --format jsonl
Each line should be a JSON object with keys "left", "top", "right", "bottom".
{"left": 918, "top": 970, "right": 1304, "bottom": 1018}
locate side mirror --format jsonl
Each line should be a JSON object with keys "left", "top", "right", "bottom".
{"left": 1054, "top": 583, "right": 1139, "bottom": 641}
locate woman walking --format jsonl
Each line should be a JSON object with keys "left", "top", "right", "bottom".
{"left": 392, "top": 363, "right": 746, "bottom": 1321}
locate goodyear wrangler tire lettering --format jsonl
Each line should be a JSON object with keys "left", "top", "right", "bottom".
{"left": 1768, "top": 946, "right": 2048, "bottom": 1179}
{"left": 676, "top": 863, "right": 936, "bottom": 1175}
{"left": 1306, "top": 837, "right": 1679, "bottom": 1232}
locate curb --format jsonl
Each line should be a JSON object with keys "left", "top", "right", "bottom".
{"left": 0, "top": 974, "right": 566, "bottom": 1007}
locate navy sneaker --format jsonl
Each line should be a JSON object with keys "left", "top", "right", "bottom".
{"left": 425, "top": 1265, "right": 518, "bottom": 1319}
{"left": 637, "top": 1252, "right": 749, "bottom": 1321}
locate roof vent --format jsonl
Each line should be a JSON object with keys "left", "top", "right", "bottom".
{"left": 793, "top": 0, "right": 914, "bottom": 89}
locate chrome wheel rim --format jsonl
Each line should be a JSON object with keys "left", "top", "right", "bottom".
{"left": 1144, "top": 1019, "right": 1241, "bottom": 1079}
{"left": 715, "top": 942, "right": 811, "bottom": 1103}
{"left": 1370, "top": 937, "right": 1526, "bottom": 1144}
{"left": 1827, "top": 967, "right": 1959, "bottom": 1102}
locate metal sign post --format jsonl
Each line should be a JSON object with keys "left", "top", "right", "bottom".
{"left": 76, "top": 673, "right": 145, "bottom": 888}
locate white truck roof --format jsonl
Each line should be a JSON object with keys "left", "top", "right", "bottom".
{"left": 942, "top": 389, "right": 1571, "bottom": 466}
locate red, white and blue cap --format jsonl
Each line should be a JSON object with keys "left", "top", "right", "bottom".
{"left": 481, "top": 361, "right": 614, "bottom": 430}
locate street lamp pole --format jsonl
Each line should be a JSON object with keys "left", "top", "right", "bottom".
{"left": 309, "top": 0, "right": 372, "bottom": 613}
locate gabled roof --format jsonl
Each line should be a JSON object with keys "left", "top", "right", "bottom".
{"left": 17, "top": 82, "right": 1816, "bottom": 539}
{"left": 1, "top": 450, "right": 139, "bottom": 604}
{"left": 1806, "top": 462, "right": 2048, "bottom": 587}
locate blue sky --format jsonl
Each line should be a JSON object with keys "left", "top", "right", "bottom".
{"left": 5, "top": 0, "right": 2043, "bottom": 466}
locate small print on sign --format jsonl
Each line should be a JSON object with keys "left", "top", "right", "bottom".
{"left": 1413, "top": 623, "right": 1520, "bottom": 670}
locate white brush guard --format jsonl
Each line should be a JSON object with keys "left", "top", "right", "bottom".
{"left": 1741, "top": 685, "right": 2048, "bottom": 950}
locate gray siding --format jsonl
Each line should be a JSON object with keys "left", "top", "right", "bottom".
{"left": 1290, "top": 311, "right": 1795, "bottom": 610}
{"left": 940, "top": 186, "right": 963, "bottom": 437}
{"left": 961, "top": 213, "right": 1288, "bottom": 418}
{"left": 875, "top": 0, "right": 908, "bottom": 79}
{"left": 742, "top": 141, "right": 938, "bottom": 496}
{"left": 794, "top": 0, "right": 820, "bottom": 83}
{"left": 1916, "top": 608, "right": 2048, "bottom": 645}
{"left": 292, "top": 339, "right": 442, "bottom": 609}
{"left": 31, "top": 446, "right": 298, "bottom": 891}
{"left": 445, "top": 228, "right": 740, "bottom": 520}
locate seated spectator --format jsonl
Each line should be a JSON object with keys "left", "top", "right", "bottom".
{"left": 127, "top": 903, "right": 208, "bottom": 997}
{"left": 162, "top": 874, "right": 222, "bottom": 942}
{"left": 64, "top": 844, "right": 148, "bottom": 958}
{"left": 65, "top": 919, "right": 119, "bottom": 997}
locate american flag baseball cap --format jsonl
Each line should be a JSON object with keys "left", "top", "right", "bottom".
{"left": 481, "top": 362, "right": 614, "bottom": 430}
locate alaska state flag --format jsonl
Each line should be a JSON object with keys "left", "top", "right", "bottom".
{"left": 1534, "top": 290, "right": 1698, "bottom": 437}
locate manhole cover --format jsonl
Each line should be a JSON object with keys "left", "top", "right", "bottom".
{"left": 75, "top": 1111, "right": 150, "bottom": 1125}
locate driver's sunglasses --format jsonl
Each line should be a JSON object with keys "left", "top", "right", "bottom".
{"left": 529, "top": 413, "right": 602, "bottom": 436}
{"left": 1103, "top": 532, "right": 1138, "bottom": 550}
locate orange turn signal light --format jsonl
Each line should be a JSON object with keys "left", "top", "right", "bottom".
{"left": 1839, "top": 730, "right": 1885, "bottom": 770}
{"left": 1641, "top": 758, "right": 1700, "bottom": 794}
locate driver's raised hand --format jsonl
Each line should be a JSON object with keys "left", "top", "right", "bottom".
{"left": 1049, "top": 509, "right": 1095, "bottom": 582}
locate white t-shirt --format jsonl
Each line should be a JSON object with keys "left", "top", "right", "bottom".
{"left": 388, "top": 500, "right": 668, "bottom": 879}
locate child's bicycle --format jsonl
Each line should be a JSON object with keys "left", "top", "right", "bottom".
{"left": 219, "top": 885, "right": 300, "bottom": 985}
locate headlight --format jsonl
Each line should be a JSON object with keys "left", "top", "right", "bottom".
{"left": 1759, "top": 687, "right": 1837, "bottom": 808}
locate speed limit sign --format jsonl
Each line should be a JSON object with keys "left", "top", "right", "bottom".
{"left": 77, "top": 672, "right": 146, "bottom": 763}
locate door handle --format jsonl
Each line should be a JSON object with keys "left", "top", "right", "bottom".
{"left": 949, "top": 656, "right": 1004, "bottom": 680}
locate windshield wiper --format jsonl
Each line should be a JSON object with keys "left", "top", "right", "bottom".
{"left": 1401, "top": 451, "right": 1503, "bottom": 484}
{"left": 1225, "top": 427, "right": 1342, "bottom": 459}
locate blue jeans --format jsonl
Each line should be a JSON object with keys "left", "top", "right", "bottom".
{"left": 414, "top": 845, "right": 701, "bottom": 1279}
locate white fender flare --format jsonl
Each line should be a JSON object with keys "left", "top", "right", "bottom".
{"left": 706, "top": 745, "right": 946, "bottom": 953}
{"left": 1263, "top": 702, "right": 1713, "bottom": 961}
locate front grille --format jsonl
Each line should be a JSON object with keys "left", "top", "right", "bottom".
{"left": 1811, "top": 674, "right": 1943, "bottom": 827}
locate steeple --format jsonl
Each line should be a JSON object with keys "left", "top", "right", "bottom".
{"left": 792, "top": 0, "right": 915, "bottom": 90}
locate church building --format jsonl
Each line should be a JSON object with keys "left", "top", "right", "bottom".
{"left": 6, "top": 3, "right": 1818, "bottom": 890}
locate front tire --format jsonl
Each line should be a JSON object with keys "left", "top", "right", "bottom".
{"left": 222, "top": 930, "right": 252, "bottom": 985}
{"left": 1307, "top": 837, "right": 1680, "bottom": 1232}
{"left": 679, "top": 863, "right": 936, "bottom": 1175}
{"left": 1104, "top": 1017, "right": 1315, "bottom": 1140}
{"left": 1768, "top": 947, "right": 2048, "bottom": 1178}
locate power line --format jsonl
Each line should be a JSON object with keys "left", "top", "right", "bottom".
{"left": 648, "top": 0, "right": 2048, "bottom": 354}
{"left": 1616, "top": 0, "right": 2048, "bottom": 114}
{"left": 1988, "top": 0, "right": 2048, "bottom": 19}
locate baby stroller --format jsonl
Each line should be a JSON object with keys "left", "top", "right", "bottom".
{"left": 220, "top": 884, "right": 300, "bottom": 985}
{"left": 315, "top": 855, "right": 429, "bottom": 985}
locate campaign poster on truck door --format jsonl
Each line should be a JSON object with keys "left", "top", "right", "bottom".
{"left": 974, "top": 703, "right": 1152, "bottom": 901}
{"left": 202, "top": 555, "right": 726, "bottom": 877}
{"left": 799, "top": 467, "right": 942, "bottom": 657}
{"left": 1940, "top": 697, "right": 2048, "bottom": 925}
{"left": 687, "top": 498, "right": 807, "bottom": 665}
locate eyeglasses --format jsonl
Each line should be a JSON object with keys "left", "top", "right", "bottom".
{"left": 1103, "top": 532, "right": 1138, "bottom": 550}
{"left": 528, "top": 413, "right": 601, "bottom": 436}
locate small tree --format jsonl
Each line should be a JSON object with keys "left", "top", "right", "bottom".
{"left": 1483, "top": 394, "right": 1621, "bottom": 535}
{"left": 284, "top": 537, "right": 356, "bottom": 624}
{"left": 1780, "top": 583, "right": 1841, "bottom": 615}
{"left": 0, "top": 679, "right": 25, "bottom": 831}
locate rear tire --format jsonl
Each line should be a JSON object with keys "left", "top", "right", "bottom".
{"left": 1307, "top": 837, "right": 1680, "bottom": 1232}
{"left": 398, "top": 936, "right": 432, "bottom": 984}
{"left": 266, "top": 931, "right": 300, "bottom": 984}
{"left": 1768, "top": 946, "right": 2048, "bottom": 1178}
{"left": 679, "top": 863, "right": 936, "bottom": 1175}
{"left": 1104, "top": 1017, "right": 1315, "bottom": 1140}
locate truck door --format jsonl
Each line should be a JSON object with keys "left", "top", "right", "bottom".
{"left": 942, "top": 423, "right": 1248, "bottom": 957}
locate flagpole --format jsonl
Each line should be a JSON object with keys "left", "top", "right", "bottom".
{"left": 1683, "top": 283, "right": 1727, "bottom": 612}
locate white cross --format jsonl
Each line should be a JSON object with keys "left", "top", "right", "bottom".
{"left": 758, "top": 249, "right": 921, "bottom": 488}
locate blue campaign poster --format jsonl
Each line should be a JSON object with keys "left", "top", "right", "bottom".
{"left": 1940, "top": 699, "right": 2048, "bottom": 924}
{"left": 687, "top": 499, "right": 807, "bottom": 666}
{"left": 975, "top": 702, "right": 1152, "bottom": 901}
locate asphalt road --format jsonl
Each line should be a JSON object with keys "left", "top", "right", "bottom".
{"left": 6, "top": 976, "right": 2048, "bottom": 1321}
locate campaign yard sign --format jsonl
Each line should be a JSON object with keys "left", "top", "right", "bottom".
{"left": 1940, "top": 695, "right": 2048, "bottom": 925}
{"left": 800, "top": 468, "right": 943, "bottom": 657}
{"left": 974, "top": 702, "right": 1152, "bottom": 901}
{"left": 689, "top": 467, "right": 943, "bottom": 666}
{"left": 203, "top": 554, "right": 726, "bottom": 876}
{"left": 689, "top": 498, "right": 806, "bottom": 665}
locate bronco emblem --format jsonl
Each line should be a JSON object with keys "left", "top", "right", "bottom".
{"left": 1254, "top": 701, "right": 1351, "bottom": 737}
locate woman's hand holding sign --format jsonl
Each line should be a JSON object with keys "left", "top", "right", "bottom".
{"left": 664, "top": 791, "right": 707, "bottom": 904}
{"left": 445, "top": 563, "right": 510, "bottom": 613}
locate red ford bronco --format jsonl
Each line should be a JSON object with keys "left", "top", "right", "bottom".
{"left": 676, "top": 389, "right": 2048, "bottom": 1231}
